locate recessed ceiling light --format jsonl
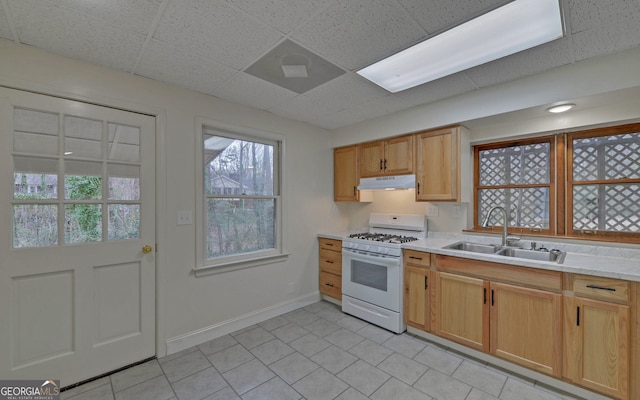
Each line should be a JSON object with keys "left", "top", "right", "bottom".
{"left": 357, "top": 0, "right": 564, "bottom": 93}
{"left": 282, "top": 65, "right": 308, "bottom": 78}
{"left": 546, "top": 103, "right": 575, "bottom": 113}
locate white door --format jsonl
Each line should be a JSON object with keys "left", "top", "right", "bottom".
{"left": 0, "top": 88, "right": 156, "bottom": 387}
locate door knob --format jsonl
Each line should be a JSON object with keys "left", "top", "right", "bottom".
{"left": 142, "top": 245, "right": 153, "bottom": 254}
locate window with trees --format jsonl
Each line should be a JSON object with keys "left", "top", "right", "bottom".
{"left": 474, "top": 123, "right": 640, "bottom": 242}
{"left": 12, "top": 108, "right": 141, "bottom": 248}
{"left": 199, "top": 123, "right": 282, "bottom": 268}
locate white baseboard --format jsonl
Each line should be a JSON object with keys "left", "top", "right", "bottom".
{"left": 165, "top": 292, "right": 321, "bottom": 355}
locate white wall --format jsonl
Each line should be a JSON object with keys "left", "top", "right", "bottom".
{"left": 0, "top": 40, "right": 343, "bottom": 354}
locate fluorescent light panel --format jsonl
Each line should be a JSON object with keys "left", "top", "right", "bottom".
{"left": 357, "top": 0, "right": 564, "bottom": 93}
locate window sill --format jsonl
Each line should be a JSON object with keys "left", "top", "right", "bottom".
{"left": 193, "top": 253, "right": 290, "bottom": 277}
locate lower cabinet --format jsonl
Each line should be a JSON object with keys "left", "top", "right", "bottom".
{"left": 319, "top": 238, "right": 342, "bottom": 301}
{"left": 402, "top": 252, "right": 638, "bottom": 399}
{"left": 403, "top": 250, "right": 432, "bottom": 331}
{"left": 564, "top": 284, "right": 631, "bottom": 399}
{"left": 433, "top": 272, "right": 489, "bottom": 352}
{"left": 490, "top": 282, "right": 562, "bottom": 377}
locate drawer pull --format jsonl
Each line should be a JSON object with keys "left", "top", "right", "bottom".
{"left": 325, "top": 243, "right": 334, "bottom": 247}
{"left": 586, "top": 285, "right": 616, "bottom": 292}
{"left": 325, "top": 283, "right": 334, "bottom": 287}
{"left": 325, "top": 260, "right": 334, "bottom": 264}
{"left": 409, "top": 256, "right": 423, "bottom": 260}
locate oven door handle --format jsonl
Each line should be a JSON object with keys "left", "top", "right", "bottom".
{"left": 342, "top": 248, "right": 400, "bottom": 267}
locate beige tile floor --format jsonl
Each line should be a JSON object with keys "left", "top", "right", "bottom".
{"left": 61, "top": 301, "right": 584, "bottom": 400}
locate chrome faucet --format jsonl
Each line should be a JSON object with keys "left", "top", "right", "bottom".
{"left": 481, "top": 206, "right": 520, "bottom": 247}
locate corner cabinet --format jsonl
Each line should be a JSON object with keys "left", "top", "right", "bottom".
{"left": 318, "top": 238, "right": 342, "bottom": 301}
{"left": 563, "top": 274, "right": 632, "bottom": 399}
{"left": 334, "top": 145, "right": 359, "bottom": 202}
{"left": 415, "top": 126, "right": 470, "bottom": 202}
{"left": 359, "top": 135, "right": 413, "bottom": 178}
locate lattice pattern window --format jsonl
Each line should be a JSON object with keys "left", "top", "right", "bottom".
{"left": 475, "top": 138, "right": 553, "bottom": 233}
{"left": 570, "top": 130, "right": 640, "bottom": 235}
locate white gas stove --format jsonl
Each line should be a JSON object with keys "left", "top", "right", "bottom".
{"left": 341, "top": 213, "right": 427, "bottom": 333}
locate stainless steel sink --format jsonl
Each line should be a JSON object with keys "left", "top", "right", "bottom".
{"left": 496, "top": 247, "right": 565, "bottom": 264}
{"left": 443, "top": 241, "right": 501, "bottom": 254}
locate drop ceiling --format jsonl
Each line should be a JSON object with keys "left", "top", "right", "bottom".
{"left": 1, "top": 0, "right": 640, "bottom": 130}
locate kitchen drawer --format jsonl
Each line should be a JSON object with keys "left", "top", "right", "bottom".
{"left": 320, "top": 271, "right": 341, "bottom": 300}
{"left": 404, "top": 249, "right": 431, "bottom": 267}
{"left": 569, "top": 274, "right": 630, "bottom": 303}
{"left": 320, "top": 238, "right": 342, "bottom": 252}
{"left": 320, "top": 249, "right": 342, "bottom": 275}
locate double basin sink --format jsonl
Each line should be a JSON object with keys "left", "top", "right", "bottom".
{"left": 443, "top": 241, "right": 565, "bottom": 264}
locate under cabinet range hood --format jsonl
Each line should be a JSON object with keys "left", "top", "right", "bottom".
{"left": 357, "top": 175, "right": 416, "bottom": 190}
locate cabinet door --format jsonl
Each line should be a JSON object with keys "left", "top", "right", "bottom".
{"left": 490, "top": 282, "right": 562, "bottom": 377}
{"left": 416, "top": 127, "right": 459, "bottom": 201}
{"left": 384, "top": 135, "right": 413, "bottom": 175}
{"left": 434, "top": 272, "right": 489, "bottom": 351}
{"left": 334, "top": 145, "right": 359, "bottom": 201}
{"left": 359, "top": 141, "right": 385, "bottom": 178}
{"left": 564, "top": 296, "right": 630, "bottom": 399}
{"left": 404, "top": 266, "right": 430, "bottom": 331}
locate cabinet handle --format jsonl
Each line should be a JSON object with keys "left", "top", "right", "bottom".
{"left": 491, "top": 289, "right": 495, "bottom": 306}
{"left": 576, "top": 306, "right": 580, "bottom": 326}
{"left": 379, "top": 159, "right": 383, "bottom": 170}
{"left": 586, "top": 285, "right": 616, "bottom": 292}
{"left": 353, "top": 185, "right": 357, "bottom": 196}
{"left": 409, "top": 256, "right": 423, "bottom": 260}
{"left": 417, "top": 182, "right": 420, "bottom": 194}
{"left": 325, "top": 260, "right": 334, "bottom": 264}
{"left": 326, "top": 283, "right": 334, "bottom": 287}
{"left": 483, "top": 288, "right": 487, "bottom": 304}
{"left": 424, "top": 276, "right": 428, "bottom": 290}
{"left": 384, "top": 159, "right": 387, "bottom": 170}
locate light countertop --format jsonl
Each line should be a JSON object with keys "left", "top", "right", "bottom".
{"left": 318, "top": 231, "right": 640, "bottom": 282}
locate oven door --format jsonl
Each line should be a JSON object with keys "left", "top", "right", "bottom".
{"left": 342, "top": 248, "right": 401, "bottom": 312}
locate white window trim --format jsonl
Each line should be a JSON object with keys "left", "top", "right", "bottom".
{"left": 194, "top": 117, "right": 288, "bottom": 274}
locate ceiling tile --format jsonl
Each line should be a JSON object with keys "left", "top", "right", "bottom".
{"left": 53, "top": 0, "right": 164, "bottom": 35}
{"left": 568, "top": 0, "right": 640, "bottom": 34}
{"left": 466, "top": 38, "right": 574, "bottom": 88}
{"left": 310, "top": 95, "right": 410, "bottom": 130}
{"left": 153, "top": 0, "right": 283, "bottom": 70}
{"left": 0, "top": 5, "right": 14, "bottom": 40}
{"left": 572, "top": 12, "right": 640, "bottom": 61}
{"left": 267, "top": 95, "right": 333, "bottom": 122}
{"left": 395, "top": 74, "right": 478, "bottom": 107}
{"left": 225, "top": 0, "right": 336, "bottom": 34}
{"left": 397, "top": 0, "right": 507, "bottom": 35}
{"left": 8, "top": 0, "right": 146, "bottom": 72}
{"left": 301, "top": 73, "right": 390, "bottom": 115}
{"left": 212, "top": 72, "right": 299, "bottom": 111}
{"left": 291, "top": 0, "right": 426, "bottom": 70}
{"left": 135, "top": 39, "right": 238, "bottom": 95}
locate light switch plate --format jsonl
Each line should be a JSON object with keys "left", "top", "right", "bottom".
{"left": 177, "top": 210, "right": 193, "bottom": 225}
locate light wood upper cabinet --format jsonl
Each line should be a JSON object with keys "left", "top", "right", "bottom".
{"left": 490, "top": 282, "right": 562, "bottom": 377}
{"left": 415, "top": 126, "right": 470, "bottom": 202}
{"left": 334, "top": 145, "right": 359, "bottom": 202}
{"left": 433, "top": 271, "right": 489, "bottom": 352}
{"left": 359, "top": 135, "right": 413, "bottom": 178}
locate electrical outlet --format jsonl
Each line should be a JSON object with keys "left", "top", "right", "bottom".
{"left": 177, "top": 210, "right": 193, "bottom": 225}
{"left": 426, "top": 205, "right": 439, "bottom": 217}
